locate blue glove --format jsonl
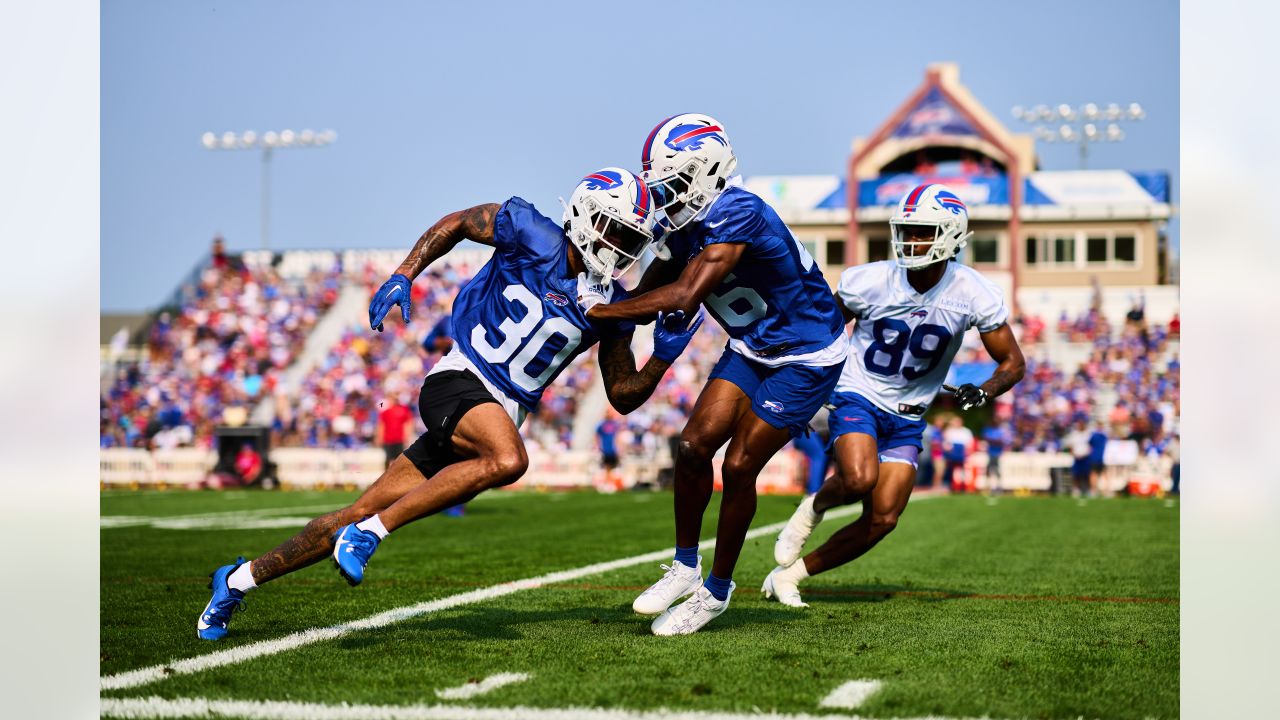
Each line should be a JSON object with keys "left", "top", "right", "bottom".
{"left": 653, "top": 308, "right": 705, "bottom": 363}
{"left": 369, "top": 273, "right": 413, "bottom": 332}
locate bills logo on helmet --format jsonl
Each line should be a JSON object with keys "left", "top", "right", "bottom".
{"left": 663, "top": 123, "right": 727, "bottom": 152}
{"left": 544, "top": 291, "right": 570, "bottom": 307}
{"left": 581, "top": 171, "right": 623, "bottom": 191}
{"left": 935, "top": 190, "right": 966, "bottom": 215}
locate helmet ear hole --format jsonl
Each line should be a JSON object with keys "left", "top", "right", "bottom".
{"left": 715, "top": 177, "right": 725, "bottom": 190}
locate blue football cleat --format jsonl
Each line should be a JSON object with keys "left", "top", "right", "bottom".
{"left": 333, "top": 523, "right": 380, "bottom": 586}
{"left": 197, "top": 557, "right": 248, "bottom": 641}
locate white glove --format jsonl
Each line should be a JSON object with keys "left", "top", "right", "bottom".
{"left": 576, "top": 272, "right": 610, "bottom": 312}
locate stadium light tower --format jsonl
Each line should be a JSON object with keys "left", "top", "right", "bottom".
{"left": 1010, "top": 103, "right": 1143, "bottom": 170}
{"left": 200, "top": 129, "right": 337, "bottom": 250}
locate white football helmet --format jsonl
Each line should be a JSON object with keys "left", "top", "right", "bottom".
{"left": 639, "top": 113, "right": 738, "bottom": 231}
{"left": 561, "top": 167, "right": 656, "bottom": 280}
{"left": 889, "top": 183, "right": 974, "bottom": 269}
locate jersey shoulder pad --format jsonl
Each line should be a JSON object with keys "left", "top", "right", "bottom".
{"left": 702, "top": 186, "right": 769, "bottom": 244}
{"left": 953, "top": 265, "right": 1009, "bottom": 331}
{"left": 494, "top": 196, "right": 566, "bottom": 266}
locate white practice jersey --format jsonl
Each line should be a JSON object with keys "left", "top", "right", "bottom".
{"left": 835, "top": 261, "right": 1008, "bottom": 418}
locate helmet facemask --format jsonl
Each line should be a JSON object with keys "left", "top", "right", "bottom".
{"left": 890, "top": 218, "right": 973, "bottom": 270}
{"left": 644, "top": 154, "right": 738, "bottom": 231}
{"left": 562, "top": 195, "right": 653, "bottom": 280}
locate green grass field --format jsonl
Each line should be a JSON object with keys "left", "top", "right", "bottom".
{"left": 100, "top": 489, "right": 1178, "bottom": 719}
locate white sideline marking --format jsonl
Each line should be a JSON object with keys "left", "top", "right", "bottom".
{"left": 819, "top": 680, "right": 883, "bottom": 709}
{"left": 100, "top": 695, "right": 979, "bottom": 720}
{"left": 103, "top": 497, "right": 940, "bottom": 691}
{"left": 435, "top": 672, "right": 531, "bottom": 700}
{"left": 101, "top": 504, "right": 340, "bottom": 530}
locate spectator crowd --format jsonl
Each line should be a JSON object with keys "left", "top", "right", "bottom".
{"left": 103, "top": 245, "right": 1179, "bottom": 493}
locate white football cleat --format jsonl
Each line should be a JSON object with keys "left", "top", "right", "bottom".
{"left": 632, "top": 558, "right": 702, "bottom": 615}
{"left": 761, "top": 565, "right": 809, "bottom": 608}
{"left": 775, "top": 495, "right": 823, "bottom": 566}
{"left": 651, "top": 583, "right": 734, "bottom": 636}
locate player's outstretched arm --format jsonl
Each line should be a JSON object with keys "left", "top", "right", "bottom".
{"left": 597, "top": 311, "right": 704, "bottom": 414}
{"left": 587, "top": 243, "right": 745, "bottom": 323}
{"left": 369, "top": 203, "right": 501, "bottom": 332}
{"left": 394, "top": 203, "right": 500, "bottom": 280}
{"left": 631, "top": 255, "right": 683, "bottom": 296}
{"left": 976, "top": 324, "right": 1026, "bottom": 399}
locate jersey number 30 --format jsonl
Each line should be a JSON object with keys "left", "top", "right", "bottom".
{"left": 471, "top": 284, "right": 582, "bottom": 392}
{"left": 863, "top": 319, "right": 953, "bottom": 380}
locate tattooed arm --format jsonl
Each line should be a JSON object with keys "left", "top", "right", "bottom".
{"left": 395, "top": 203, "right": 500, "bottom": 280}
{"left": 597, "top": 333, "right": 672, "bottom": 415}
{"left": 977, "top": 324, "right": 1026, "bottom": 398}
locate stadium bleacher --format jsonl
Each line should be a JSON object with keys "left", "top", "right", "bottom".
{"left": 101, "top": 248, "right": 1178, "bottom": 495}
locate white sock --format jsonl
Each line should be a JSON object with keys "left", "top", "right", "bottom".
{"left": 802, "top": 495, "right": 823, "bottom": 526}
{"left": 227, "top": 562, "right": 257, "bottom": 593}
{"left": 356, "top": 514, "right": 390, "bottom": 540}
{"left": 780, "top": 559, "right": 811, "bottom": 583}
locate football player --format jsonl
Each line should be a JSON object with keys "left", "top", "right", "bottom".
{"left": 762, "top": 183, "right": 1025, "bottom": 607}
{"left": 582, "top": 114, "right": 847, "bottom": 635}
{"left": 196, "top": 168, "right": 703, "bottom": 640}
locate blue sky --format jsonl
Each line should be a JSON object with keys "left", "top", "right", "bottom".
{"left": 102, "top": 0, "right": 1178, "bottom": 311}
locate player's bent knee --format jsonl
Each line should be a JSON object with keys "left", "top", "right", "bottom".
{"left": 869, "top": 513, "right": 899, "bottom": 538}
{"left": 676, "top": 435, "right": 715, "bottom": 465}
{"left": 486, "top": 448, "right": 529, "bottom": 487}
{"left": 720, "top": 454, "right": 761, "bottom": 487}
{"left": 840, "top": 465, "right": 878, "bottom": 497}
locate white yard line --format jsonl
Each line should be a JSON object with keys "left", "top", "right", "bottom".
{"left": 435, "top": 673, "right": 532, "bottom": 700}
{"left": 101, "top": 504, "right": 343, "bottom": 530}
{"left": 102, "top": 496, "right": 938, "bottom": 691}
{"left": 819, "top": 680, "right": 884, "bottom": 709}
{"left": 99, "top": 695, "right": 980, "bottom": 720}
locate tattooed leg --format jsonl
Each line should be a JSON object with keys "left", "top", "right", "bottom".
{"left": 249, "top": 455, "right": 427, "bottom": 584}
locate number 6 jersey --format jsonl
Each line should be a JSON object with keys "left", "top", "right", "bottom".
{"left": 835, "top": 260, "right": 1008, "bottom": 417}
{"left": 449, "top": 197, "right": 634, "bottom": 412}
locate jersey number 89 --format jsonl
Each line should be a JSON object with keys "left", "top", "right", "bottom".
{"left": 863, "top": 318, "right": 953, "bottom": 380}
{"left": 471, "top": 284, "right": 582, "bottom": 392}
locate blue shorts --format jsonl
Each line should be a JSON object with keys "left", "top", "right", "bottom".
{"left": 707, "top": 349, "right": 842, "bottom": 437}
{"left": 827, "top": 391, "right": 927, "bottom": 454}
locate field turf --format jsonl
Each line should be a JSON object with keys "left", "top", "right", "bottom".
{"left": 100, "top": 489, "right": 1178, "bottom": 719}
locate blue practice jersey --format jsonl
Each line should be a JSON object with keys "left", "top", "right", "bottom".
{"left": 663, "top": 182, "right": 844, "bottom": 364}
{"left": 450, "top": 197, "right": 634, "bottom": 411}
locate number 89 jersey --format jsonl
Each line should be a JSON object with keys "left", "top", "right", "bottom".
{"left": 834, "top": 260, "right": 1008, "bottom": 418}
{"left": 450, "top": 197, "right": 634, "bottom": 412}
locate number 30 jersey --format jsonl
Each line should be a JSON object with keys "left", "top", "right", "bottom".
{"left": 450, "top": 197, "right": 633, "bottom": 412}
{"left": 835, "top": 260, "right": 1008, "bottom": 418}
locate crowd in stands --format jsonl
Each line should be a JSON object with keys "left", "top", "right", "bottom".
{"left": 929, "top": 292, "right": 1181, "bottom": 491}
{"left": 100, "top": 240, "right": 340, "bottom": 450}
{"left": 103, "top": 243, "right": 1179, "bottom": 492}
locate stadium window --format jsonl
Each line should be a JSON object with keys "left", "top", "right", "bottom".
{"left": 971, "top": 234, "right": 999, "bottom": 264}
{"left": 826, "top": 239, "right": 846, "bottom": 265}
{"left": 867, "top": 236, "right": 890, "bottom": 263}
{"left": 1086, "top": 235, "right": 1108, "bottom": 264}
{"left": 1114, "top": 234, "right": 1136, "bottom": 263}
{"left": 1053, "top": 235, "right": 1075, "bottom": 265}
{"left": 1025, "top": 236, "right": 1038, "bottom": 265}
